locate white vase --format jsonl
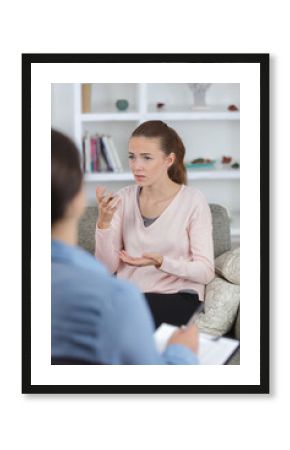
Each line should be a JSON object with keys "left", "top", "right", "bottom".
{"left": 188, "top": 83, "right": 212, "bottom": 109}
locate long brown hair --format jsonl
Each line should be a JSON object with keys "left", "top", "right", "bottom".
{"left": 131, "top": 120, "right": 187, "bottom": 184}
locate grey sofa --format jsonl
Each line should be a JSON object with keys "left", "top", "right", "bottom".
{"left": 78, "top": 204, "right": 240, "bottom": 364}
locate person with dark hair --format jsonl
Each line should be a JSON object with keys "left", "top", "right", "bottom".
{"left": 95, "top": 121, "right": 215, "bottom": 328}
{"left": 51, "top": 128, "right": 199, "bottom": 364}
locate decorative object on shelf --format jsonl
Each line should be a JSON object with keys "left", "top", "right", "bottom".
{"left": 228, "top": 104, "right": 239, "bottom": 111}
{"left": 187, "top": 83, "right": 212, "bottom": 109}
{"left": 156, "top": 102, "right": 165, "bottom": 110}
{"left": 220, "top": 156, "right": 240, "bottom": 169}
{"left": 116, "top": 99, "right": 129, "bottom": 111}
{"left": 186, "top": 158, "right": 216, "bottom": 169}
{"left": 221, "top": 156, "right": 232, "bottom": 164}
{"left": 82, "top": 84, "right": 91, "bottom": 113}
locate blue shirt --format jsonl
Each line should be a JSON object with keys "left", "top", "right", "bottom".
{"left": 51, "top": 240, "right": 198, "bottom": 365}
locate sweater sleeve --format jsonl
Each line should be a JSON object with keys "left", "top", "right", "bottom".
{"left": 159, "top": 192, "right": 215, "bottom": 285}
{"left": 95, "top": 194, "right": 124, "bottom": 273}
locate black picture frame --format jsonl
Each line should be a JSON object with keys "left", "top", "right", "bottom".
{"left": 22, "top": 53, "right": 269, "bottom": 394}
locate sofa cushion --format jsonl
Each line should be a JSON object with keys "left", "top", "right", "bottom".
{"left": 195, "top": 276, "right": 240, "bottom": 336}
{"left": 215, "top": 246, "right": 240, "bottom": 285}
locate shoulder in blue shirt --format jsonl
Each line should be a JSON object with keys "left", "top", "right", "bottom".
{"left": 51, "top": 240, "right": 198, "bottom": 365}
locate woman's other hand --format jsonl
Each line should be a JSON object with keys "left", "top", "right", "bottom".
{"left": 96, "top": 186, "right": 120, "bottom": 229}
{"left": 119, "top": 250, "right": 163, "bottom": 268}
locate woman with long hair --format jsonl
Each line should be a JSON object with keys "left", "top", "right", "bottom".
{"left": 95, "top": 121, "right": 214, "bottom": 328}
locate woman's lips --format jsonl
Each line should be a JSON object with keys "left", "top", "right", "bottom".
{"left": 135, "top": 175, "right": 145, "bottom": 180}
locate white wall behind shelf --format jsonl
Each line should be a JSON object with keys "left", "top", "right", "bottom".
{"left": 80, "top": 110, "right": 240, "bottom": 121}
{"left": 90, "top": 83, "right": 138, "bottom": 112}
{"left": 147, "top": 83, "right": 240, "bottom": 110}
{"left": 145, "top": 110, "right": 240, "bottom": 120}
{"left": 81, "top": 112, "right": 140, "bottom": 121}
{"left": 84, "top": 169, "right": 240, "bottom": 182}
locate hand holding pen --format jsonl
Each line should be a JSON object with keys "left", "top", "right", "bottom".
{"left": 167, "top": 304, "right": 204, "bottom": 353}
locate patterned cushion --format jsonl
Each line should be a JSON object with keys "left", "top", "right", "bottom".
{"left": 195, "top": 276, "right": 240, "bottom": 336}
{"left": 215, "top": 246, "right": 240, "bottom": 285}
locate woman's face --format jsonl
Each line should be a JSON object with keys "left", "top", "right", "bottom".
{"left": 128, "top": 136, "right": 175, "bottom": 186}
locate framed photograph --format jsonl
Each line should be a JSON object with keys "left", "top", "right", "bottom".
{"left": 22, "top": 53, "right": 269, "bottom": 394}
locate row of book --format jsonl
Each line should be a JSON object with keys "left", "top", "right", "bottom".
{"left": 82, "top": 133, "right": 124, "bottom": 173}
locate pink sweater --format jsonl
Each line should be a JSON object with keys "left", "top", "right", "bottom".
{"left": 95, "top": 184, "right": 215, "bottom": 300}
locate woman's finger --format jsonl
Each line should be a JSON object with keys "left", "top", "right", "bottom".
{"left": 119, "top": 255, "right": 131, "bottom": 264}
{"left": 119, "top": 252, "right": 138, "bottom": 264}
{"left": 109, "top": 196, "right": 120, "bottom": 209}
{"left": 99, "top": 195, "right": 113, "bottom": 209}
{"left": 102, "top": 193, "right": 115, "bottom": 207}
{"left": 96, "top": 186, "right": 106, "bottom": 203}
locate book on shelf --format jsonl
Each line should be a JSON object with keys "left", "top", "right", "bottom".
{"left": 101, "top": 135, "right": 118, "bottom": 172}
{"left": 99, "top": 136, "right": 114, "bottom": 172}
{"left": 90, "top": 137, "right": 100, "bottom": 172}
{"left": 82, "top": 133, "right": 123, "bottom": 173}
{"left": 81, "top": 84, "right": 91, "bottom": 113}
{"left": 107, "top": 135, "right": 123, "bottom": 172}
{"left": 83, "top": 132, "right": 91, "bottom": 173}
{"left": 96, "top": 136, "right": 108, "bottom": 172}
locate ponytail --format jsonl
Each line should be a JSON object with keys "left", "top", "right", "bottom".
{"left": 168, "top": 159, "right": 187, "bottom": 185}
{"left": 167, "top": 131, "right": 187, "bottom": 184}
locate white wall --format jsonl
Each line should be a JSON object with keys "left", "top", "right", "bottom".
{"left": 51, "top": 83, "right": 75, "bottom": 137}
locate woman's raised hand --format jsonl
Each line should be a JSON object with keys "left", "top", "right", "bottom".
{"left": 96, "top": 186, "right": 120, "bottom": 229}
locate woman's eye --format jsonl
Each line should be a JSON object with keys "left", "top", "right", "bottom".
{"left": 128, "top": 155, "right": 152, "bottom": 160}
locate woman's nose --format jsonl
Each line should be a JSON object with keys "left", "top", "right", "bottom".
{"left": 131, "top": 158, "right": 143, "bottom": 170}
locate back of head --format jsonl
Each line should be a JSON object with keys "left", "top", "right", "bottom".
{"left": 51, "top": 129, "right": 83, "bottom": 225}
{"left": 131, "top": 120, "right": 187, "bottom": 184}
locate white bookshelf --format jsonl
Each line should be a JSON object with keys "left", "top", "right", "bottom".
{"left": 84, "top": 169, "right": 240, "bottom": 182}
{"left": 79, "top": 110, "right": 239, "bottom": 123}
{"left": 80, "top": 112, "right": 141, "bottom": 122}
{"left": 74, "top": 83, "right": 240, "bottom": 239}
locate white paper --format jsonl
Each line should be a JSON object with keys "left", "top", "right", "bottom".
{"left": 154, "top": 323, "right": 239, "bottom": 365}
